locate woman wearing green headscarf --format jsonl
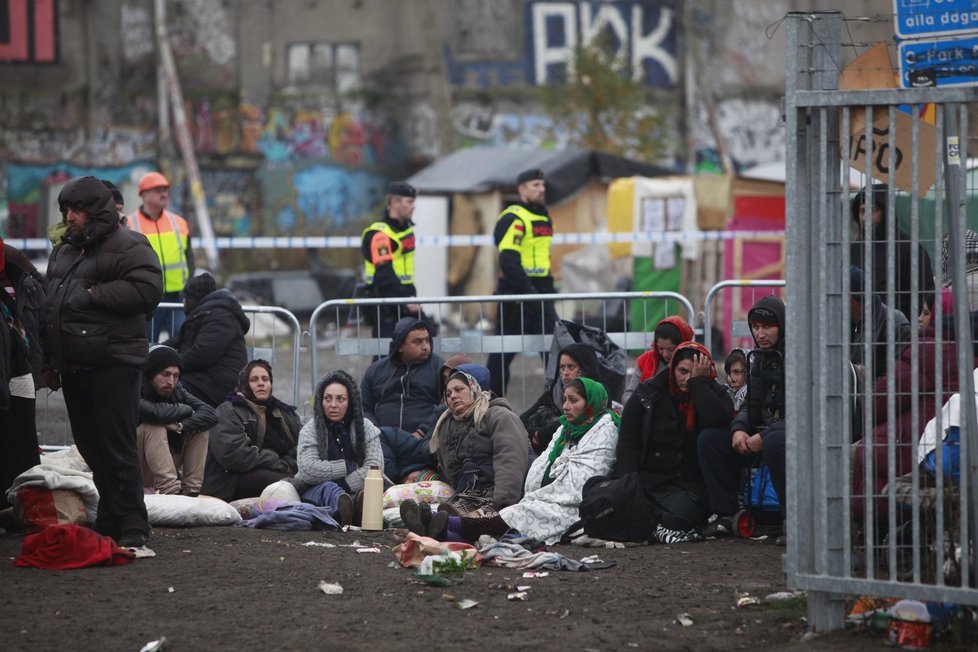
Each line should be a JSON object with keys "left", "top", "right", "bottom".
{"left": 402, "top": 377, "right": 619, "bottom": 545}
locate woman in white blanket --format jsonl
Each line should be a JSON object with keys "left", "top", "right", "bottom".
{"left": 401, "top": 376, "right": 618, "bottom": 545}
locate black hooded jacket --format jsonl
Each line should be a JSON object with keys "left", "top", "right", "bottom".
{"left": 359, "top": 317, "right": 444, "bottom": 434}
{"left": 731, "top": 295, "right": 786, "bottom": 435}
{"left": 43, "top": 176, "right": 163, "bottom": 369}
{"left": 521, "top": 343, "right": 602, "bottom": 421}
{"left": 850, "top": 184, "right": 935, "bottom": 322}
{"left": 164, "top": 288, "right": 250, "bottom": 406}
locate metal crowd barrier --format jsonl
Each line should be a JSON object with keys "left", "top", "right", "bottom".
{"left": 306, "top": 291, "right": 695, "bottom": 408}
{"left": 37, "top": 302, "right": 302, "bottom": 449}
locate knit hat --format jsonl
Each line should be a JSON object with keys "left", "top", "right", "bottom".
{"left": 453, "top": 363, "right": 491, "bottom": 392}
{"left": 183, "top": 273, "right": 217, "bottom": 310}
{"left": 145, "top": 345, "right": 183, "bottom": 380}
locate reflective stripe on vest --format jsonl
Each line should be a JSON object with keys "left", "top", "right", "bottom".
{"left": 499, "top": 204, "right": 553, "bottom": 278}
{"left": 129, "top": 209, "right": 189, "bottom": 293}
{"left": 361, "top": 221, "right": 415, "bottom": 285}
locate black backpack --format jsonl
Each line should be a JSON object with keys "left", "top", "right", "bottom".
{"left": 562, "top": 473, "right": 657, "bottom": 543}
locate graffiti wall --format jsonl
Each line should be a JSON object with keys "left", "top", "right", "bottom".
{"left": 2, "top": 161, "right": 154, "bottom": 238}
{"left": 186, "top": 100, "right": 399, "bottom": 169}
{"left": 444, "top": 0, "right": 678, "bottom": 89}
{"left": 260, "top": 163, "right": 387, "bottom": 235}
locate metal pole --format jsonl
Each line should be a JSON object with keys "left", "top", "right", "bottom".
{"left": 786, "top": 10, "right": 847, "bottom": 632}
{"left": 942, "top": 104, "right": 978, "bottom": 587}
{"left": 154, "top": 0, "right": 220, "bottom": 272}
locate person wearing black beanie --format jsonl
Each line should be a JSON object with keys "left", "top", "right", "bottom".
{"left": 137, "top": 345, "right": 217, "bottom": 496}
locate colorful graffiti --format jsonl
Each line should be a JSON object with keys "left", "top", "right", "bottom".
{"left": 261, "top": 163, "right": 387, "bottom": 235}
{"left": 197, "top": 168, "right": 257, "bottom": 237}
{"left": 186, "top": 100, "right": 394, "bottom": 167}
{"left": 2, "top": 161, "right": 153, "bottom": 239}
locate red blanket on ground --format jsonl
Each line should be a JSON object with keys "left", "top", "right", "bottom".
{"left": 13, "top": 524, "right": 135, "bottom": 570}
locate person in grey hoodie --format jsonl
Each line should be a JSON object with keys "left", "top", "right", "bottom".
{"left": 293, "top": 370, "right": 384, "bottom": 526}
{"left": 360, "top": 317, "right": 445, "bottom": 436}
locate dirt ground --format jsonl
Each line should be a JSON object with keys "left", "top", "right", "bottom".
{"left": 0, "top": 524, "right": 903, "bottom": 652}
{"left": 13, "top": 326, "right": 970, "bottom": 650}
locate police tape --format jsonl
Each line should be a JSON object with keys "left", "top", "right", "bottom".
{"left": 10, "top": 230, "right": 785, "bottom": 252}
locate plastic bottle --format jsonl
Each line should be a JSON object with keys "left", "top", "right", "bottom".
{"left": 361, "top": 466, "right": 384, "bottom": 530}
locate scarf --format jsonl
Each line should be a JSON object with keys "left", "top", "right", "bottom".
{"left": 542, "top": 377, "right": 619, "bottom": 487}
{"left": 237, "top": 359, "right": 274, "bottom": 405}
{"left": 668, "top": 341, "right": 718, "bottom": 431}
{"left": 430, "top": 371, "right": 492, "bottom": 454}
{"left": 637, "top": 315, "right": 695, "bottom": 382}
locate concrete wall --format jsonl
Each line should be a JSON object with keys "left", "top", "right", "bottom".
{"left": 1, "top": 0, "right": 899, "bottom": 243}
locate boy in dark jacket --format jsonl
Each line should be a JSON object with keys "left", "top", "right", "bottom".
{"left": 42, "top": 176, "right": 163, "bottom": 548}
{"left": 138, "top": 346, "right": 218, "bottom": 496}
{"left": 697, "top": 295, "right": 787, "bottom": 541}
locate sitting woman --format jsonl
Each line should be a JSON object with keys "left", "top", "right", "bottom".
{"left": 621, "top": 315, "right": 694, "bottom": 405}
{"left": 293, "top": 370, "right": 385, "bottom": 525}
{"left": 402, "top": 377, "right": 619, "bottom": 544}
{"left": 616, "top": 341, "right": 734, "bottom": 543}
{"left": 521, "top": 343, "right": 604, "bottom": 454}
{"left": 201, "top": 360, "right": 303, "bottom": 502}
{"left": 425, "top": 364, "right": 529, "bottom": 518}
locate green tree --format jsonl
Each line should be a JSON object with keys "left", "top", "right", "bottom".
{"left": 543, "top": 39, "right": 670, "bottom": 161}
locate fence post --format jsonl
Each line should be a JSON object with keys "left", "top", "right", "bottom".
{"left": 785, "top": 10, "right": 846, "bottom": 632}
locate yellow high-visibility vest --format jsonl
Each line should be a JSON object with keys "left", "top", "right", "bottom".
{"left": 362, "top": 221, "right": 415, "bottom": 285}
{"left": 496, "top": 204, "right": 553, "bottom": 277}
{"left": 129, "top": 208, "right": 190, "bottom": 293}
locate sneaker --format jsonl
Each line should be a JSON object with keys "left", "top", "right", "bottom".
{"left": 118, "top": 532, "right": 148, "bottom": 548}
{"left": 701, "top": 514, "right": 734, "bottom": 539}
{"left": 776, "top": 532, "right": 787, "bottom": 547}
{"left": 399, "top": 501, "right": 425, "bottom": 536}
{"left": 653, "top": 524, "right": 705, "bottom": 545}
{"left": 428, "top": 511, "right": 449, "bottom": 541}
{"left": 336, "top": 493, "right": 355, "bottom": 527}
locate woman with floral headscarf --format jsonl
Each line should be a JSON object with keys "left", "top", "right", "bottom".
{"left": 414, "top": 364, "right": 528, "bottom": 522}
{"left": 402, "top": 376, "right": 619, "bottom": 545}
{"left": 201, "top": 359, "right": 303, "bottom": 501}
{"left": 616, "top": 341, "right": 733, "bottom": 543}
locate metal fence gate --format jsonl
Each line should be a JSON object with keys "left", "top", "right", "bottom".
{"left": 785, "top": 12, "right": 978, "bottom": 630}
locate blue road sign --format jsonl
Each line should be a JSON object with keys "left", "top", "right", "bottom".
{"left": 899, "top": 35, "right": 978, "bottom": 87}
{"left": 894, "top": 0, "right": 978, "bottom": 39}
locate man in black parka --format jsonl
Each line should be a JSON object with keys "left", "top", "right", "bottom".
{"left": 164, "top": 273, "right": 250, "bottom": 407}
{"left": 42, "top": 176, "right": 163, "bottom": 548}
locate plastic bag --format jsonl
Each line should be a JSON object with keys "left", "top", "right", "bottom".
{"left": 545, "top": 320, "right": 627, "bottom": 401}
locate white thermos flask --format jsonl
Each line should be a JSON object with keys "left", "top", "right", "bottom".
{"left": 361, "top": 466, "right": 384, "bottom": 531}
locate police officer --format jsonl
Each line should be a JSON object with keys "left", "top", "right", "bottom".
{"left": 486, "top": 168, "right": 558, "bottom": 397}
{"left": 129, "top": 172, "right": 194, "bottom": 342}
{"left": 360, "top": 182, "right": 421, "bottom": 339}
